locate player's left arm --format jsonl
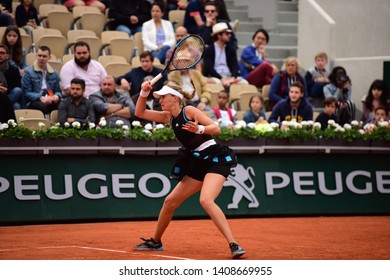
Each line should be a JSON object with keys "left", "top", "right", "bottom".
{"left": 182, "top": 106, "right": 220, "bottom": 134}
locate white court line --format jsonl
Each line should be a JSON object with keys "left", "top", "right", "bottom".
{"left": 78, "top": 246, "right": 128, "bottom": 254}
{"left": 1, "top": 246, "right": 194, "bottom": 260}
{"left": 80, "top": 246, "right": 194, "bottom": 260}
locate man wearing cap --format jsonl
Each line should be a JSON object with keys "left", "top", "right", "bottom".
{"left": 203, "top": 22, "right": 248, "bottom": 89}
{"left": 198, "top": 2, "right": 237, "bottom": 50}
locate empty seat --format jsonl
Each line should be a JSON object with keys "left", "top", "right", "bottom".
{"left": 67, "top": 29, "right": 96, "bottom": 43}
{"left": 104, "top": 38, "right": 134, "bottom": 63}
{"left": 14, "top": 109, "right": 45, "bottom": 123}
{"left": 105, "top": 62, "right": 132, "bottom": 77}
{"left": 98, "top": 55, "right": 127, "bottom": 67}
{"left": 168, "top": 10, "right": 185, "bottom": 27}
{"left": 46, "top": 11, "right": 74, "bottom": 36}
{"left": 37, "top": 35, "right": 68, "bottom": 58}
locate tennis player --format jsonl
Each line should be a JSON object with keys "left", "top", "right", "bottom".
{"left": 133, "top": 80, "right": 246, "bottom": 259}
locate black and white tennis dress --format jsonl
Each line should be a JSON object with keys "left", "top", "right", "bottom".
{"left": 169, "top": 106, "right": 237, "bottom": 181}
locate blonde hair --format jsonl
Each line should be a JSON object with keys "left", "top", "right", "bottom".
{"left": 315, "top": 52, "right": 328, "bottom": 61}
{"left": 281, "top": 56, "right": 300, "bottom": 71}
{"left": 165, "top": 80, "right": 195, "bottom": 100}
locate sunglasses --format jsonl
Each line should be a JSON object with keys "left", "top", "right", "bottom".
{"left": 205, "top": 10, "right": 216, "bottom": 13}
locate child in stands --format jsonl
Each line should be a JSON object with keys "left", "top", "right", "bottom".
{"left": 209, "top": 90, "right": 237, "bottom": 128}
{"left": 243, "top": 95, "right": 267, "bottom": 124}
{"left": 315, "top": 97, "right": 338, "bottom": 130}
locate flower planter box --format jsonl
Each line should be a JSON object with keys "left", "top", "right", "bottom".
{"left": 217, "top": 137, "right": 265, "bottom": 154}
{"left": 156, "top": 140, "right": 181, "bottom": 155}
{"left": 99, "top": 138, "right": 156, "bottom": 155}
{"left": 265, "top": 138, "right": 319, "bottom": 154}
{"left": 370, "top": 139, "right": 390, "bottom": 154}
{"left": 38, "top": 138, "right": 99, "bottom": 155}
{"left": 318, "top": 138, "right": 370, "bottom": 154}
{"left": 0, "top": 138, "right": 39, "bottom": 155}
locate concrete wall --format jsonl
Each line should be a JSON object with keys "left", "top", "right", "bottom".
{"left": 233, "top": 0, "right": 278, "bottom": 30}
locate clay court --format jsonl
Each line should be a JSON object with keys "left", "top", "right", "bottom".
{"left": 0, "top": 216, "right": 389, "bottom": 260}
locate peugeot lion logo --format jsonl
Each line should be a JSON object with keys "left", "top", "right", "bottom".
{"left": 224, "top": 164, "right": 259, "bottom": 209}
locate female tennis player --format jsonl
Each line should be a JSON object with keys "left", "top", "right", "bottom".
{"left": 133, "top": 80, "right": 246, "bottom": 259}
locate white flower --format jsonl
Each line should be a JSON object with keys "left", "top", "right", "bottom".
{"left": 313, "top": 122, "right": 321, "bottom": 130}
{"left": 143, "top": 129, "right": 152, "bottom": 135}
{"left": 55, "top": 122, "right": 60, "bottom": 127}
{"left": 281, "top": 120, "right": 288, "bottom": 127}
{"left": 2, "top": 123, "right": 9, "bottom": 129}
{"left": 307, "top": 120, "right": 314, "bottom": 126}
{"left": 359, "top": 129, "right": 365, "bottom": 134}
{"left": 328, "top": 119, "right": 335, "bottom": 125}
{"left": 351, "top": 120, "right": 359, "bottom": 126}
{"left": 38, "top": 122, "right": 46, "bottom": 128}
{"left": 343, "top": 123, "right": 352, "bottom": 130}
{"left": 247, "top": 122, "right": 256, "bottom": 129}
{"left": 335, "top": 126, "right": 345, "bottom": 132}
{"left": 301, "top": 121, "right": 308, "bottom": 127}
{"left": 132, "top": 120, "right": 141, "bottom": 127}
{"left": 7, "top": 119, "right": 17, "bottom": 127}
{"left": 379, "top": 121, "right": 389, "bottom": 127}
{"left": 145, "top": 123, "right": 153, "bottom": 130}
{"left": 234, "top": 120, "right": 246, "bottom": 129}
{"left": 18, "top": 117, "right": 25, "bottom": 122}
{"left": 99, "top": 118, "right": 107, "bottom": 127}
{"left": 0, "top": 124, "right": 4, "bottom": 130}
{"left": 115, "top": 120, "right": 124, "bottom": 127}
{"left": 270, "top": 122, "right": 279, "bottom": 129}
{"left": 89, "top": 122, "right": 96, "bottom": 129}
{"left": 217, "top": 118, "right": 223, "bottom": 123}
{"left": 72, "top": 121, "right": 81, "bottom": 129}
{"left": 226, "top": 120, "right": 233, "bottom": 126}
{"left": 122, "top": 125, "right": 129, "bottom": 130}
{"left": 64, "top": 122, "right": 70, "bottom": 128}
{"left": 155, "top": 123, "right": 165, "bottom": 130}
{"left": 50, "top": 126, "right": 58, "bottom": 130}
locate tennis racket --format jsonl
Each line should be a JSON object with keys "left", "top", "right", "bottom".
{"left": 150, "top": 34, "right": 205, "bottom": 85}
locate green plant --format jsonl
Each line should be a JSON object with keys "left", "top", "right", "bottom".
{"left": 0, "top": 120, "right": 33, "bottom": 139}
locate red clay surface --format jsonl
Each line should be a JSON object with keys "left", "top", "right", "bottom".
{"left": 0, "top": 216, "right": 389, "bottom": 260}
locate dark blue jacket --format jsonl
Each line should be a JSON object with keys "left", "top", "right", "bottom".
{"left": 268, "top": 97, "right": 313, "bottom": 124}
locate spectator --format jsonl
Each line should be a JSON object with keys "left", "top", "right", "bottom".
{"left": 60, "top": 41, "right": 107, "bottom": 98}
{"left": 166, "top": 26, "right": 187, "bottom": 62}
{"left": 369, "top": 106, "right": 389, "bottom": 126}
{"left": 304, "top": 52, "right": 330, "bottom": 100}
{"left": 0, "top": 0, "right": 14, "bottom": 27}
{"left": 361, "top": 79, "right": 388, "bottom": 124}
{"left": 209, "top": 0, "right": 230, "bottom": 22}
{"left": 0, "top": 44, "right": 23, "bottom": 109}
{"left": 115, "top": 50, "right": 166, "bottom": 99}
{"left": 62, "top": 0, "right": 106, "bottom": 13}
{"left": 89, "top": 75, "right": 135, "bottom": 127}
{"left": 268, "top": 56, "right": 307, "bottom": 110}
{"left": 203, "top": 22, "right": 247, "bottom": 89}
{"left": 183, "top": 0, "right": 207, "bottom": 35}
{"left": 168, "top": 68, "right": 211, "bottom": 111}
{"left": 323, "top": 66, "right": 355, "bottom": 125}
{"left": 58, "top": 78, "right": 96, "bottom": 127}
{"left": 0, "top": 93, "right": 15, "bottom": 122}
{"left": 209, "top": 90, "right": 237, "bottom": 127}
{"left": 108, "top": 0, "right": 150, "bottom": 36}
{"left": 15, "top": 0, "right": 40, "bottom": 35}
{"left": 198, "top": 2, "right": 237, "bottom": 50}
{"left": 240, "top": 28, "right": 278, "bottom": 89}
{"left": 22, "top": 46, "right": 62, "bottom": 114}
{"left": 268, "top": 82, "right": 313, "bottom": 124}
{"left": 1, "top": 25, "right": 27, "bottom": 75}
{"left": 315, "top": 97, "right": 338, "bottom": 130}
{"left": 243, "top": 95, "right": 267, "bottom": 124}
{"left": 142, "top": 2, "right": 175, "bottom": 64}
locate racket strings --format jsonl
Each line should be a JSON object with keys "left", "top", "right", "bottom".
{"left": 172, "top": 36, "right": 204, "bottom": 69}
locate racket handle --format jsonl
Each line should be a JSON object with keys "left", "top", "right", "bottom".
{"left": 150, "top": 73, "right": 163, "bottom": 86}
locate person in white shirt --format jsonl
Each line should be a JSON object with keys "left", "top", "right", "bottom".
{"left": 60, "top": 41, "right": 107, "bottom": 98}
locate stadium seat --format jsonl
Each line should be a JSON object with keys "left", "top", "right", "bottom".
{"left": 105, "top": 62, "right": 132, "bottom": 77}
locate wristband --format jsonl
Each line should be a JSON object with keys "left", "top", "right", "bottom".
{"left": 140, "top": 90, "right": 149, "bottom": 98}
{"left": 196, "top": 125, "right": 205, "bottom": 134}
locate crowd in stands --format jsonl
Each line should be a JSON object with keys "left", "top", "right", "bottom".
{"left": 0, "top": 0, "right": 389, "bottom": 131}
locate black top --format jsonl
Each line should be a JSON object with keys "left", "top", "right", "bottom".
{"left": 171, "top": 106, "right": 212, "bottom": 150}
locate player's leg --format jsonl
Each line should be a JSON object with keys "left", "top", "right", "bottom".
{"left": 153, "top": 176, "right": 203, "bottom": 241}
{"left": 199, "top": 172, "right": 246, "bottom": 258}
